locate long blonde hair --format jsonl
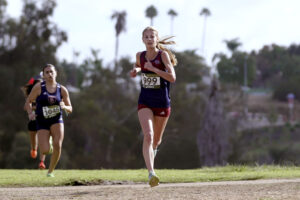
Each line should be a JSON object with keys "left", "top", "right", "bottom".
{"left": 142, "top": 26, "right": 177, "bottom": 66}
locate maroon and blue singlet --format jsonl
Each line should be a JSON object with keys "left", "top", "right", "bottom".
{"left": 35, "top": 82, "right": 63, "bottom": 130}
{"left": 138, "top": 50, "right": 171, "bottom": 117}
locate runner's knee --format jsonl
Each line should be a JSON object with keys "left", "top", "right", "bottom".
{"left": 40, "top": 146, "right": 49, "bottom": 154}
{"left": 53, "top": 141, "right": 62, "bottom": 151}
{"left": 143, "top": 131, "right": 153, "bottom": 145}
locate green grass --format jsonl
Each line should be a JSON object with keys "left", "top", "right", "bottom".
{"left": 1, "top": 165, "right": 300, "bottom": 187}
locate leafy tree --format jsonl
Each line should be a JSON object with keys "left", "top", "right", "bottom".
{"left": 155, "top": 51, "right": 209, "bottom": 168}
{"left": 0, "top": 0, "right": 67, "bottom": 168}
{"left": 145, "top": 5, "right": 158, "bottom": 26}
{"left": 175, "top": 50, "right": 206, "bottom": 83}
{"left": 0, "top": 0, "right": 6, "bottom": 15}
{"left": 217, "top": 53, "right": 256, "bottom": 86}
{"left": 62, "top": 52, "right": 140, "bottom": 169}
{"left": 111, "top": 10, "right": 126, "bottom": 69}
{"left": 215, "top": 39, "right": 256, "bottom": 86}
{"left": 167, "top": 9, "right": 177, "bottom": 35}
{"left": 6, "top": 131, "right": 34, "bottom": 168}
{"left": 288, "top": 44, "right": 300, "bottom": 56}
{"left": 253, "top": 44, "right": 300, "bottom": 90}
{"left": 59, "top": 60, "right": 84, "bottom": 88}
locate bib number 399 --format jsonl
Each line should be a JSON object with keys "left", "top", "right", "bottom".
{"left": 142, "top": 73, "right": 161, "bottom": 89}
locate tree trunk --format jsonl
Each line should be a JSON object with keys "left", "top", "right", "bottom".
{"left": 115, "top": 35, "right": 119, "bottom": 69}
{"left": 197, "top": 78, "right": 229, "bottom": 166}
{"left": 170, "top": 17, "right": 174, "bottom": 35}
{"left": 201, "top": 17, "right": 207, "bottom": 56}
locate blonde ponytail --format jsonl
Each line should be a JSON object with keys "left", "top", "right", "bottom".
{"left": 157, "top": 36, "right": 177, "bottom": 66}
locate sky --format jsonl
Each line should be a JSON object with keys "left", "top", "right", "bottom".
{"left": 6, "top": 0, "right": 300, "bottom": 67}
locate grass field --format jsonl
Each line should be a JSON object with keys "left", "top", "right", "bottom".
{"left": 1, "top": 165, "right": 300, "bottom": 187}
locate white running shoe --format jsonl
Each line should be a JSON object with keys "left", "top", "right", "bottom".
{"left": 47, "top": 172, "right": 55, "bottom": 177}
{"left": 148, "top": 172, "right": 159, "bottom": 187}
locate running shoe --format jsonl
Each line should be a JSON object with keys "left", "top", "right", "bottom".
{"left": 148, "top": 172, "right": 159, "bottom": 187}
{"left": 39, "top": 161, "right": 46, "bottom": 169}
{"left": 47, "top": 172, "right": 54, "bottom": 177}
{"left": 30, "top": 149, "right": 37, "bottom": 159}
{"left": 48, "top": 136, "right": 53, "bottom": 154}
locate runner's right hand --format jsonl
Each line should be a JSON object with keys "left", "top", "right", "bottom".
{"left": 28, "top": 111, "right": 36, "bottom": 121}
{"left": 130, "top": 65, "right": 138, "bottom": 77}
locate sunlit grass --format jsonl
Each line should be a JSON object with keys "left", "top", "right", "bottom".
{"left": 1, "top": 165, "right": 300, "bottom": 187}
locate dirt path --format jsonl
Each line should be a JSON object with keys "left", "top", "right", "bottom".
{"left": 1, "top": 178, "right": 300, "bottom": 200}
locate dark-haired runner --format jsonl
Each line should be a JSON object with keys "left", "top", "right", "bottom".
{"left": 25, "top": 64, "right": 72, "bottom": 177}
{"left": 21, "top": 73, "right": 46, "bottom": 169}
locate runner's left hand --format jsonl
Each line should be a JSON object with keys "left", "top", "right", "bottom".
{"left": 60, "top": 101, "right": 66, "bottom": 110}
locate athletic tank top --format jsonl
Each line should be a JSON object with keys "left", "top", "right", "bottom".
{"left": 138, "top": 50, "right": 171, "bottom": 108}
{"left": 36, "top": 81, "right": 63, "bottom": 121}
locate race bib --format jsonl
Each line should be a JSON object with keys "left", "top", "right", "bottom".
{"left": 141, "top": 73, "right": 161, "bottom": 89}
{"left": 42, "top": 105, "right": 60, "bottom": 119}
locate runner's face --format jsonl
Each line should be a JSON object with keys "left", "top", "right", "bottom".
{"left": 143, "top": 30, "right": 158, "bottom": 48}
{"left": 43, "top": 66, "right": 57, "bottom": 82}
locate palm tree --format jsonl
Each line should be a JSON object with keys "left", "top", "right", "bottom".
{"left": 111, "top": 10, "right": 127, "bottom": 68}
{"left": 167, "top": 9, "right": 178, "bottom": 35}
{"left": 223, "top": 38, "right": 242, "bottom": 53}
{"left": 145, "top": 5, "right": 158, "bottom": 26}
{"left": 0, "top": 0, "right": 7, "bottom": 18}
{"left": 200, "top": 7, "right": 211, "bottom": 55}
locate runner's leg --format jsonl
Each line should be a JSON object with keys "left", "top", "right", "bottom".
{"left": 48, "top": 123, "right": 64, "bottom": 174}
{"left": 29, "top": 131, "right": 38, "bottom": 158}
{"left": 37, "top": 129, "right": 51, "bottom": 154}
{"left": 153, "top": 116, "right": 169, "bottom": 150}
{"left": 138, "top": 108, "right": 155, "bottom": 172}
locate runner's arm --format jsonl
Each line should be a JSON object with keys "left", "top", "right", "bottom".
{"left": 60, "top": 86, "right": 73, "bottom": 114}
{"left": 130, "top": 52, "right": 142, "bottom": 77}
{"left": 24, "top": 83, "right": 41, "bottom": 120}
{"left": 144, "top": 51, "right": 176, "bottom": 83}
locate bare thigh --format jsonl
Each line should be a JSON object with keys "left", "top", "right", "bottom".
{"left": 37, "top": 129, "right": 51, "bottom": 153}
{"left": 138, "top": 108, "right": 154, "bottom": 138}
{"left": 50, "top": 123, "right": 64, "bottom": 148}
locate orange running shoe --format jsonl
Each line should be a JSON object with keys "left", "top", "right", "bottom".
{"left": 39, "top": 161, "right": 46, "bottom": 169}
{"left": 30, "top": 149, "right": 37, "bottom": 159}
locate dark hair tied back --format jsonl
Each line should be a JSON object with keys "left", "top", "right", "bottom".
{"left": 42, "top": 64, "right": 56, "bottom": 73}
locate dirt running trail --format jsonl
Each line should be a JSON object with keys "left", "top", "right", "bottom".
{"left": 1, "top": 178, "right": 300, "bottom": 200}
